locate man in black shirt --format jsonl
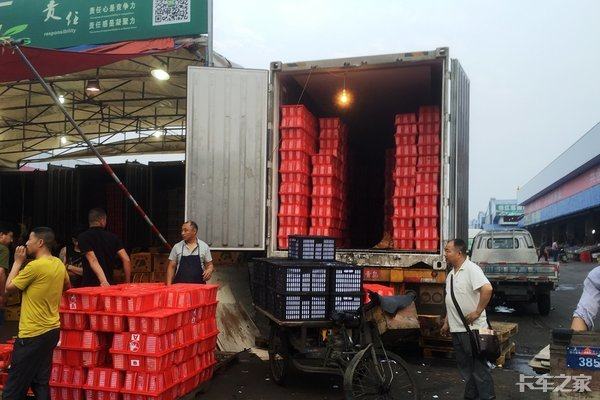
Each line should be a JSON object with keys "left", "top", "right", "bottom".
{"left": 78, "top": 208, "right": 131, "bottom": 286}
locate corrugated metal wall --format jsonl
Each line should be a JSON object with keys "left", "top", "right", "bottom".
{"left": 186, "top": 67, "right": 268, "bottom": 250}
{"left": 451, "top": 59, "right": 470, "bottom": 242}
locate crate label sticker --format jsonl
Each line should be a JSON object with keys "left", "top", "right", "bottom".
{"left": 130, "top": 359, "right": 140, "bottom": 367}
{"left": 566, "top": 346, "right": 600, "bottom": 370}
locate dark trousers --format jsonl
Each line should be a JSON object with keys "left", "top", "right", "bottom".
{"left": 452, "top": 332, "right": 496, "bottom": 400}
{"left": 3, "top": 328, "right": 60, "bottom": 400}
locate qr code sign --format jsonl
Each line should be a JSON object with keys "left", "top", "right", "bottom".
{"left": 153, "top": 0, "right": 191, "bottom": 26}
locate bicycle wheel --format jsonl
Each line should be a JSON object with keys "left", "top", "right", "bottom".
{"left": 268, "top": 325, "right": 290, "bottom": 385}
{"left": 344, "top": 347, "right": 421, "bottom": 400}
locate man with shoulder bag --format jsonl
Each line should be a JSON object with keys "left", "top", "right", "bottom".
{"left": 440, "top": 239, "right": 497, "bottom": 400}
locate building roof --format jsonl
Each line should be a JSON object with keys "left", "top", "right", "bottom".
{"left": 518, "top": 122, "right": 600, "bottom": 205}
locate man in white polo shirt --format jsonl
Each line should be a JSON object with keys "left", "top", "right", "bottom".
{"left": 166, "top": 221, "right": 214, "bottom": 285}
{"left": 441, "top": 239, "right": 495, "bottom": 400}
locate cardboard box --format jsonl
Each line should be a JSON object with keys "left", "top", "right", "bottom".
{"left": 131, "top": 252, "right": 152, "bottom": 273}
{"left": 152, "top": 253, "right": 170, "bottom": 273}
{"left": 366, "top": 302, "right": 420, "bottom": 335}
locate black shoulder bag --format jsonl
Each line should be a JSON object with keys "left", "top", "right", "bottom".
{"left": 450, "top": 275, "right": 501, "bottom": 363}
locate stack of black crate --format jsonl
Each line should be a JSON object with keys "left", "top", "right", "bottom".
{"left": 251, "top": 236, "right": 362, "bottom": 321}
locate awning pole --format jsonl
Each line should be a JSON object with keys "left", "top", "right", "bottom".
{"left": 207, "top": 0, "right": 214, "bottom": 66}
{"left": 10, "top": 42, "right": 172, "bottom": 250}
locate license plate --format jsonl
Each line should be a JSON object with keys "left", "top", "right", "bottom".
{"left": 566, "top": 346, "right": 600, "bottom": 370}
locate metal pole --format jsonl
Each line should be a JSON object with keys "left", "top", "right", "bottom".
{"left": 10, "top": 42, "right": 172, "bottom": 249}
{"left": 207, "top": 0, "right": 214, "bottom": 67}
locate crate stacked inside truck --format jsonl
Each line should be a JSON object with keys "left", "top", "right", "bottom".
{"left": 392, "top": 112, "right": 418, "bottom": 249}
{"left": 278, "top": 105, "right": 318, "bottom": 249}
{"left": 52, "top": 283, "right": 218, "bottom": 400}
{"left": 416, "top": 106, "right": 441, "bottom": 251}
{"left": 310, "top": 118, "right": 349, "bottom": 247}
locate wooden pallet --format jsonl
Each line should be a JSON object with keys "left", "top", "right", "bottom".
{"left": 422, "top": 345, "right": 455, "bottom": 359}
{"left": 490, "top": 321, "right": 518, "bottom": 342}
{"left": 495, "top": 341, "right": 516, "bottom": 366}
{"left": 421, "top": 339, "right": 516, "bottom": 367}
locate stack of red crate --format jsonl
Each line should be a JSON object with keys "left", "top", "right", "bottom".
{"left": 51, "top": 283, "right": 219, "bottom": 400}
{"left": 392, "top": 113, "right": 418, "bottom": 249}
{"left": 0, "top": 343, "right": 14, "bottom": 392}
{"left": 278, "top": 105, "right": 318, "bottom": 249}
{"left": 416, "top": 105, "right": 441, "bottom": 251}
{"left": 310, "top": 118, "right": 349, "bottom": 245}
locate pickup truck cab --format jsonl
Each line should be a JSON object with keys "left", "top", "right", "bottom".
{"left": 470, "top": 229, "right": 559, "bottom": 315}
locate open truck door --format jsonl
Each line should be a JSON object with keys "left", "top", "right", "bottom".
{"left": 186, "top": 66, "right": 269, "bottom": 351}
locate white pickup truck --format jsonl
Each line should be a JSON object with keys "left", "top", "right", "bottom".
{"left": 470, "top": 229, "right": 559, "bottom": 315}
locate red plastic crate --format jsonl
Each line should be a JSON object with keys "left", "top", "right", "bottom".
{"left": 89, "top": 313, "right": 127, "bottom": 333}
{"left": 393, "top": 207, "right": 414, "bottom": 219}
{"left": 0, "top": 343, "right": 13, "bottom": 369}
{"left": 319, "top": 129, "right": 346, "bottom": 140}
{"left": 395, "top": 156, "right": 417, "bottom": 166}
{"left": 395, "top": 123, "right": 418, "bottom": 135}
{"left": 83, "top": 368, "right": 123, "bottom": 400}
{"left": 111, "top": 350, "right": 175, "bottom": 373}
{"left": 311, "top": 217, "right": 342, "bottom": 229}
{"left": 312, "top": 186, "right": 343, "bottom": 198}
{"left": 418, "top": 106, "right": 440, "bottom": 122}
{"left": 128, "top": 308, "right": 185, "bottom": 335}
{"left": 101, "top": 290, "right": 163, "bottom": 315}
{"left": 393, "top": 239, "right": 415, "bottom": 250}
{"left": 185, "top": 302, "right": 218, "bottom": 324}
{"left": 59, "top": 330, "right": 106, "bottom": 351}
{"left": 415, "top": 205, "right": 439, "bottom": 218}
{"left": 392, "top": 229, "right": 414, "bottom": 240}
{"left": 318, "top": 147, "right": 347, "bottom": 160}
{"left": 417, "top": 145, "right": 441, "bottom": 156}
{"left": 198, "top": 363, "right": 216, "bottom": 386}
{"left": 319, "top": 138, "right": 345, "bottom": 149}
{"left": 280, "top": 128, "right": 315, "bottom": 141}
{"left": 311, "top": 205, "right": 343, "bottom": 218}
{"left": 418, "top": 123, "right": 440, "bottom": 135}
{"left": 280, "top": 172, "right": 310, "bottom": 185}
{"left": 312, "top": 176, "right": 342, "bottom": 186}
{"left": 280, "top": 105, "right": 317, "bottom": 130}
{"left": 279, "top": 182, "right": 310, "bottom": 196}
{"left": 362, "top": 284, "right": 395, "bottom": 303}
{"left": 392, "top": 218, "right": 414, "bottom": 229}
{"left": 418, "top": 156, "right": 440, "bottom": 168}
{"left": 61, "top": 287, "right": 104, "bottom": 312}
{"left": 415, "top": 195, "right": 438, "bottom": 206}
{"left": 312, "top": 163, "right": 343, "bottom": 178}
{"left": 393, "top": 185, "right": 415, "bottom": 198}
{"left": 50, "top": 386, "right": 83, "bottom": 400}
{"left": 416, "top": 228, "right": 439, "bottom": 240}
{"left": 122, "top": 369, "right": 178, "bottom": 400}
{"left": 278, "top": 226, "right": 308, "bottom": 249}
{"left": 279, "top": 150, "right": 312, "bottom": 164}
{"left": 416, "top": 172, "right": 439, "bottom": 183}
{"left": 278, "top": 216, "right": 309, "bottom": 228}
{"left": 309, "top": 227, "right": 342, "bottom": 238}
{"left": 279, "top": 194, "right": 310, "bottom": 206}
{"left": 319, "top": 118, "right": 344, "bottom": 129}
{"left": 111, "top": 330, "right": 184, "bottom": 355}
{"left": 415, "top": 218, "right": 438, "bottom": 228}
{"left": 395, "top": 134, "right": 417, "bottom": 146}
{"left": 50, "top": 364, "right": 86, "bottom": 387}
{"left": 280, "top": 138, "right": 315, "bottom": 154}
{"left": 394, "top": 113, "right": 417, "bottom": 125}
{"left": 417, "top": 165, "right": 441, "bottom": 173}
{"left": 312, "top": 196, "right": 343, "bottom": 208}
{"left": 279, "top": 160, "right": 311, "bottom": 175}
{"left": 415, "top": 183, "right": 440, "bottom": 195}
{"left": 395, "top": 145, "right": 418, "bottom": 158}
{"left": 418, "top": 134, "right": 441, "bottom": 146}
{"left": 164, "top": 285, "right": 219, "bottom": 309}
{"left": 393, "top": 166, "right": 416, "bottom": 177}
{"left": 53, "top": 348, "right": 106, "bottom": 368}
{"left": 198, "top": 332, "right": 219, "bottom": 354}
{"left": 416, "top": 240, "right": 438, "bottom": 251}
{"left": 278, "top": 204, "right": 309, "bottom": 217}
{"left": 312, "top": 154, "right": 341, "bottom": 166}
{"left": 392, "top": 197, "right": 414, "bottom": 208}
{"left": 60, "top": 312, "right": 89, "bottom": 331}
{"left": 187, "top": 321, "right": 218, "bottom": 341}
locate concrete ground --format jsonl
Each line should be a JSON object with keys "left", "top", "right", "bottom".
{"left": 0, "top": 262, "right": 596, "bottom": 399}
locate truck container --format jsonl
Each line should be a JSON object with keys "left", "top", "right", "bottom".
{"left": 185, "top": 47, "right": 469, "bottom": 315}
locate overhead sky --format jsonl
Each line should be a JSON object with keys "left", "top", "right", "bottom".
{"left": 214, "top": 0, "right": 600, "bottom": 219}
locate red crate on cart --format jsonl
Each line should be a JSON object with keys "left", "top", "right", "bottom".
{"left": 185, "top": 302, "right": 218, "bottom": 324}
{"left": 393, "top": 185, "right": 415, "bottom": 198}
{"left": 128, "top": 309, "right": 185, "bottom": 335}
{"left": 61, "top": 287, "right": 104, "bottom": 312}
{"left": 392, "top": 218, "right": 414, "bottom": 229}
{"left": 394, "top": 113, "right": 417, "bottom": 125}
{"left": 122, "top": 369, "right": 179, "bottom": 400}
{"left": 60, "top": 330, "right": 106, "bottom": 350}
{"left": 101, "top": 290, "right": 163, "bottom": 315}
{"left": 111, "top": 349, "right": 176, "bottom": 373}
{"left": 395, "top": 134, "right": 417, "bottom": 146}
{"left": 279, "top": 160, "right": 311, "bottom": 175}
{"left": 415, "top": 205, "right": 439, "bottom": 218}
{"left": 415, "top": 218, "right": 438, "bottom": 229}
{"left": 84, "top": 368, "right": 123, "bottom": 400}
{"left": 280, "top": 173, "right": 310, "bottom": 185}
{"left": 279, "top": 182, "right": 310, "bottom": 196}
{"left": 89, "top": 313, "right": 127, "bottom": 333}
{"left": 164, "top": 284, "right": 219, "bottom": 309}
{"left": 60, "top": 311, "right": 89, "bottom": 331}
{"left": 395, "top": 124, "right": 418, "bottom": 135}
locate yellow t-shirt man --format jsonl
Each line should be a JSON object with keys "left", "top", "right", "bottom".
{"left": 12, "top": 256, "right": 67, "bottom": 338}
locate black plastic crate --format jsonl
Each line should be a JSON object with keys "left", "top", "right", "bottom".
{"left": 251, "top": 282, "right": 267, "bottom": 309}
{"left": 329, "top": 293, "right": 363, "bottom": 314}
{"left": 249, "top": 260, "right": 269, "bottom": 284}
{"left": 256, "top": 258, "right": 330, "bottom": 294}
{"left": 272, "top": 293, "right": 328, "bottom": 321}
{"left": 330, "top": 264, "right": 362, "bottom": 293}
{"left": 288, "top": 235, "right": 336, "bottom": 261}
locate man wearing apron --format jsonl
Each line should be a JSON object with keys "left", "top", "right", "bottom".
{"left": 166, "top": 221, "right": 214, "bottom": 285}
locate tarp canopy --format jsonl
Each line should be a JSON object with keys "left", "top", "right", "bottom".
{"left": 0, "top": 37, "right": 234, "bottom": 168}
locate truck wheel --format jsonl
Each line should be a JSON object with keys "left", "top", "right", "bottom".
{"left": 537, "top": 293, "right": 551, "bottom": 316}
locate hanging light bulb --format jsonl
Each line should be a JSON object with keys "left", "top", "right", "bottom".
{"left": 336, "top": 74, "right": 352, "bottom": 107}
{"left": 58, "top": 94, "right": 65, "bottom": 104}
{"left": 60, "top": 136, "right": 68, "bottom": 145}
{"left": 151, "top": 68, "right": 170, "bottom": 81}
{"left": 153, "top": 130, "right": 163, "bottom": 138}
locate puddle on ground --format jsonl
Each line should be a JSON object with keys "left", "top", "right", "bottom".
{"left": 555, "top": 284, "right": 580, "bottom": 291}
{"left": 506, "top": 354, "right": 543, "bottom": 375}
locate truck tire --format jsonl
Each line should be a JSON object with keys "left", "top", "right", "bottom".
{"left": 537, "top": 293, "right": 551, "bottom": 316}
